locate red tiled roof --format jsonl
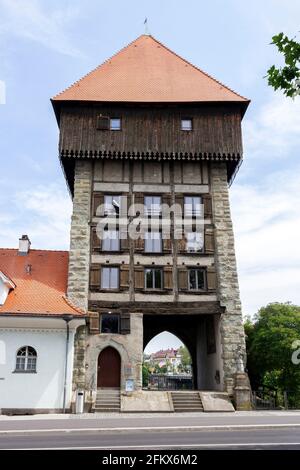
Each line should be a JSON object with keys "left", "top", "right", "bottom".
{"left": 52, "top": 35, "right": 249, "bottom": 104}
{"left": 0, "top": 249, "right": 85, "bottom": 316}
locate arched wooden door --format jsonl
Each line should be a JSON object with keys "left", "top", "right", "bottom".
{"left": 97, "top": 347, "right": 121, "bottom": 388}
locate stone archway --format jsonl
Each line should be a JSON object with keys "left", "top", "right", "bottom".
{"left": 97, "top": 346, "right": 121, "bottom": 388}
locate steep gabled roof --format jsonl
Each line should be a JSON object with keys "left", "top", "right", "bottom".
{"left": 0, "top": 249, "right": 85, "bottom": 316}
{"left": 52, "top": 34, "right": 249, "bottom": 105}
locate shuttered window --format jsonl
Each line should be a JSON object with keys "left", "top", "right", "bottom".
{"left": 104, "top": 195, "right": 121, "bottom": 215}
{"left": 110, "top": 118, "right": 121, "bottom": 130}
{"left": 101, "top": 267, "right": 119, "bottom": 289}
{"left": 145, "top": 268, "right": 163, "bottom": 289}
{"left": 97, "top": 115, "right": 109, "bottom": 130}
{"left": 184, "top": 196, "right": 202, "bottom": 217}
{"left": 144, "top": 196, "right": 161, "bottom": 216}
{"left": 186, "top": 231, "right": 204, "bottom": 252}
{"left": 101, "top": 314, "right": 120, "bottom": 333}
{"left": 144, "top": 231, "right": 162, "bottom": 253}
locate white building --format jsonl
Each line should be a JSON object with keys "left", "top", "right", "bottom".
{"left": 0, "top": 236, "right": 86, "bottom": 414}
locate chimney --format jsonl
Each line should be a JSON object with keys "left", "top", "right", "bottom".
{"left": 18, "top": 235, "right": 31, "bottom": 256}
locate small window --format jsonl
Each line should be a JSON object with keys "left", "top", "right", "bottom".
{"left": 110, "top": 118, "right": 121, "bottom": 131}
{"left": 144, "top": 196, "right": 162, "bottom": 216}
{"left": 102, "top": 230, "right": 120, "bottom": 251}
{"left": 15, "top": 346, "right": 37, "bottom": 372}
{"left": 101, "top": 267, "right": 119, "bottom": 289}
{"left": 101, "top": 314, "right": 120, "bottom": 333}
{"left": 144, "top": 231, "right": 162, "bottom": 253}
{"left": 145, "top": 268, "right": 163, "bottom": 289}
{"left": 188, "top": 269, "right": 205, "bottom": 290}
{"left": 97, "top": 115, "right": 109, "bottom": 130}
{"left": 186, "top": 231, "right": 204, "bottom": 253}
{"left": 184, "top": 196, "right": 202, "bottom": 217}
{"left": 104, "top": 195, "right": 121, "bottom": 215}
{"left": 181, "top": 118, "right": 192, "bottom": 131}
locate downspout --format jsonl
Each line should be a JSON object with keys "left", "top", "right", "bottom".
{"left": 62, "top": 314, "right": 74, "bottom": 413}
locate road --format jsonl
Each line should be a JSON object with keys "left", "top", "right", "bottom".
{"left": 0, "top": 411, "right": 300, "bottom": 449}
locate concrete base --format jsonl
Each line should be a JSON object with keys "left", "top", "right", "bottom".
{"left": 234, "top": 372, "right": 252, "bottom": 411}
{"left": 121, "top": 391, "right": 173, "bottom": 412}
{"left": 200, "top": 391, "right": 235, "bottom": 412}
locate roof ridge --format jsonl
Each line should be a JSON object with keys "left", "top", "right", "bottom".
{"left": 52, "top": 35, "right": 145, "bottom": 101}
{"left": 0, "top": 248, "right": 69, "bottom": 253}
{"left": 148, "top": 35, "right": 249, "bottom": 102}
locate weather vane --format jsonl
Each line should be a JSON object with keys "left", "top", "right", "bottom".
{"left": 144, "top": 17, "right": 150, "bottom": 35}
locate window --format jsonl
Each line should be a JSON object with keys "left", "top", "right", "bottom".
{"left": 145, "top": 268, "right": 163, "bottom": 289}
{"left": 144, "top": 231, "right": 162, "bottom": 253}
{"left": 110, "top": 118, "right": 121, "bottom": 130}
{"left": 188, "top": 269, "right": 205, "bottom": 290}
{"left": 102, "top": 230, "right": 120, "bottom": 251}
{"left": 184, "top": 196, "right": 202, "bottom": 217}
{"left": 101, "top": 314, "right": 120, "bottom": 333}
{"left": 186, "top": 231, "right": 204, "bottom": 252}
{"left": 15, "top": 346, "right": 37, "bottom": 372}
{"left": 104, "top": 195, "right": 121, "bottom": 215}
{"left": 181, "top": 118, "right": 192, "bottom": 131}
{"left": 144, "top": 196, "right": 161, "bottom": 216}
{"left": 101, "top": 267, "right": 119, "bottom": 289}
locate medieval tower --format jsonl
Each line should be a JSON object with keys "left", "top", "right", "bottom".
{"left": 52, "top": 35, "right": 250, "bottom": 411}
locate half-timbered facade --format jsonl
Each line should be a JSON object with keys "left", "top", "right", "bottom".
{"left": 52, "top": 34, "right": 251, "bottom": 411}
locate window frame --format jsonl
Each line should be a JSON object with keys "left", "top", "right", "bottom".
{"left": 14, "top": 346, "right": 37, "bottom": 373}
{"left": 144, "top": 267, "right": 163, "bottom": 290}
{"left": 102, "top": 230, "right": 120, "bottom": 252}
{"left": 144, "top": 195, "right": 162, "bottom": 217}
{"left": 103, "top": 194, "right": 121, "bottom": 216}
{"left": 109, "top": 117, "right": 122, "bottom": 131}
{"left": 101, "top": 266, "right": 120, "bottom": 290}
{"left": 144, "top": 231, "right": 162, "bottom": 253}
{"left": 186, "top": 230, "right": 204, "bottom": 253}
{"left": 100, "top": 313, "right": 120, "bottom": 334}
{"left": 181, "top": 118, "right": 193, "bottom": 131}
{"left": 184, "top": 196, "right": 202, "bottom": 217}
{"left": 188, "top": 268, "right": 206, "bottom": 291}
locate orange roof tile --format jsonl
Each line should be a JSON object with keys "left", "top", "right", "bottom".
{"left": 0, "top": 249, "right": 85, "bottom": 316}
{"left": 52, "top": 35, "right": 249, "bottom": 104}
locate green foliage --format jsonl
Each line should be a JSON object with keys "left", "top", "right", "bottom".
{"left": 178, "top": 345, "right": 192, "bottom": 368}
{"left": 266, "top": 33, "right": 300, "bottom": 97}
{"left": 245, "top": 302, "right": 300, "bottom": 392}
{"left": 142, "top": 364, "right": 150, "bottom": 387}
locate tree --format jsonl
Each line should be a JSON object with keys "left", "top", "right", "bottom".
{"left": 245, "top": 303, "right": 300, "bottom": 393}
{"left": 142, "top": 364, "right": 150, "bottom": 387}
{"left": 178, "top": 345, "right": 191, "bottom": 370}
{"left": 266, "top": 33, "right": 300, "bottom": 98}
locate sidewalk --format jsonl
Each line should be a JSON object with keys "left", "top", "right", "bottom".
{"left": 0, "top": 410, "right": 300, "bottom": 434}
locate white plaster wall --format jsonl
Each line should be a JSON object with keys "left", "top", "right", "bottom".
{"left": 0, "top": 328, "right": 75, "bottom": 410}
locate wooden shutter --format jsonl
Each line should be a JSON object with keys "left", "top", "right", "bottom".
{"left": 134, "top": 265, "right": 144, "bottom": 290}
{"left": 178, "top": 266, "right": 188, "bottom": 290}
{"left": 207, "top": 266, "right": 217, "bottom": 290}
{"left": 163, "top": 236, "right": 172, "bottom": 253}
{"left": 96, "top": 115, "right": 109, "bottom": 130}
{"left": 120, "top": 225, "right": 129, "bottom": 251}
{"left": 203, "top": 194, "right": 212, "bottom": 219}
{"left": 93, "top": 193, "right": 104, "bottom": 217}
{"left": 204, "top": 227, "right": 215, "bottom": 254}
{"left": 177, "top": 233, "right": 187, "bottom": 253}
{"left": 120, "top": 313, "right": 130, "bottom": 335}
{"left": 120, "top": 264, "right": 130, "bottom": 290}
{"left": 134, "top": 192, "right": 144, "bottom": 217}
{"left": 134, "top": 235, "right": 145, "bottom": 252}
{"left": 91, "top": 227, "right": 102, "bottom": 253}
{"left": 163, "top": 266, "right": 173, "bottom": 290}
{"left": 90, "top": 264, "right": 101, "bottom": 290}
{"left": 89, "top": 311, "right": 100, "bottom": 334}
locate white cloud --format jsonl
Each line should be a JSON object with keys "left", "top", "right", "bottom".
{"left": 0, "top": 183, "right": 72, "bottom": 250}
{"left": 0, "top": 0, "right": 82, "bottom": 57}
{"left": 231, "top": 167, "right": 300, "bottom": 316}
{"left": 243, "top": 94, "right": 300, "bottom": 160}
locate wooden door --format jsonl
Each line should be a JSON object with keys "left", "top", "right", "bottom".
{"left": 97, "top": 347, "right": 121, "bottom": 388}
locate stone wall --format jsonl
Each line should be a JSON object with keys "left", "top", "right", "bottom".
{"left": 67, "top": 160, "right": 93, "bottom": 312}
{"left": 210, "top": 162, "right": 247, "bottom": 388}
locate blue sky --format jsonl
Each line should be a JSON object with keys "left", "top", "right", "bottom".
{"left": 0, "top": 0, "right": 299, "bottom": 353}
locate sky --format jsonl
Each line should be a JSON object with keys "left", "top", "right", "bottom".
{"left": 0, "top": 0, "right": 299, "bottom": 354}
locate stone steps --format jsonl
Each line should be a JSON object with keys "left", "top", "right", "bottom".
{"left": 94, "top": 388, "right": 121, "bottom": 412}
{"left": 171, "top": 391, "right": 204, "bottom": 412}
